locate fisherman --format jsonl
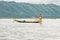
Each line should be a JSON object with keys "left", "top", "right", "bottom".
{"left": 38, "top": 15, "right": 42, "bottom": 24}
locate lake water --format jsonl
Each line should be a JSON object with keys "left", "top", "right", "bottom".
{"left": 0, "top": 19, "right": 60, "bottom": 40}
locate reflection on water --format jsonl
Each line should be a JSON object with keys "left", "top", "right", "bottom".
{"left": 0, "top": 19, "right": 60, "bottom": 40}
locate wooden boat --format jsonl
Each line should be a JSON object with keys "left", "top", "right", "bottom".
{"left": 14, "top": 20, "right": 39, "bottom": 23}
{"left": 14, "top": 16, "right": 42, "bottom": 23}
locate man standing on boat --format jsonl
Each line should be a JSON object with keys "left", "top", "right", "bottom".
{"left": 38, "top": 14, "right": 42, "bottom": 24}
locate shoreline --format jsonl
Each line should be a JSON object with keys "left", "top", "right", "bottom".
{"left": 0, "top": 18, "right": 60, "bottom": 19}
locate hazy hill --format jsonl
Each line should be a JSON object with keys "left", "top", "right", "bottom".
{"left": 0, "top": 1, "right": 60, "bottom": 18}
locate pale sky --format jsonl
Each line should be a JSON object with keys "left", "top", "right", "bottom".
{"left": 0, "top": 0, "right": 60, "bottom": 5}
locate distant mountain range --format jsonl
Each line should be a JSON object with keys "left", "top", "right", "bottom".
{"left": 0, "top": 1, "right": 60, "bottom": 18}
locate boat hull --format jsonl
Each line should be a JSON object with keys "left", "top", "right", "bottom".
{"left": 14, "top": 20, "right": 39, "bottom": 23}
